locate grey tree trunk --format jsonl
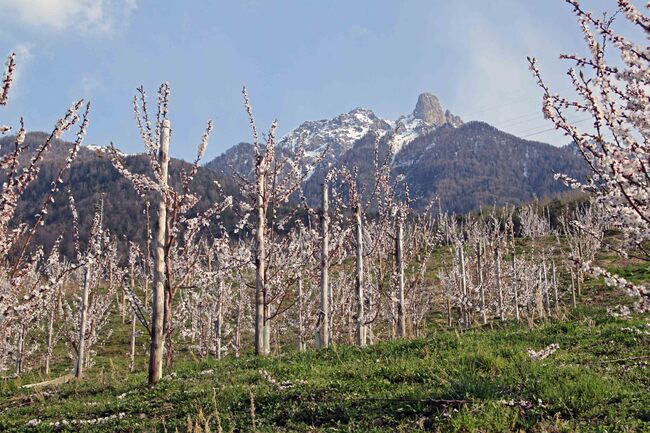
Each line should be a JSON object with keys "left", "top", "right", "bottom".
{"left": 495, "top": 246, "right": 504, "bottom": 321}
{"left": 262, "top": 304, "right": 271, "bottom": 355}
{"left": 542, "top": 261, "right": 551, "bottom": 317}
{"left": 577, "top": 268, "right": 583, "bottom": 297}
{"left": 15, "top": 325, "right": 25, "bottom": 375}
{"left": 129, "top": 262, "right": 137, "bottom": 372}
{"left": 216, "top": 280, "right": 224, "bottom": 359}
{"left": 570, "top": 268, "right": 577, "bottom": 308}
{"left": 75, "top": 264, "right": 91, "bottom": 378}
{"left": 459, "top": 246, "right": 469, "bottom": 328}
{"left": 512, "top": 254, "right": 520, "bottom": 322}
{"left": 45, "top": 297, "right": 56, "bottom": 375}
{"left": 148, "top": 119, "right": 170, "bottom": 385}
{"left": 254, "top": 151, "right": 269, "bottom": 356}
{"left": 354, "top": 204, "right": 366, "bottom": 346}
{"left": 318, "top": 180, "right": 330, "bottom": 349}
{"left": 525, "top": 276, "right": 533, "bottom": 320}
{"left": 235, "top": 290, "right": 242, "bottom": 358}
{"left": 396, "top": 216, "right": 406, "bottom": 337}
{"left": 297, "top": 276, "right": 305, "bottom": 351}
{"left": 477, "top": 241, "right": 486, "bottom": 325}
{"left": 552, "top": 260, "right": 559, "bottom": 313}
{"left": 577, "top": 237, "right": 583, "bottom": 297}
{"left": 537, "top": 268, "right": 545, "bottom": 319}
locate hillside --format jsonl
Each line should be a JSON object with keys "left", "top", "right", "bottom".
{"left": 1, "top": 132, "right": 240, "bottom": 256}
{"left": 393, "top": 121, "right": 588, "bottom": 213}
{"left": 0, "top": 290, "right": 647, "bottom": 432}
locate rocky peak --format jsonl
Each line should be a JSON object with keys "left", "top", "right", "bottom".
{"left": 412, "top": 92, "right": 445, "bottom": 126}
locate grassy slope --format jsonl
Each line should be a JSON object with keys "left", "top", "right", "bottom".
{"left": 0, "top": 260, "right": 649, "bottom": 432}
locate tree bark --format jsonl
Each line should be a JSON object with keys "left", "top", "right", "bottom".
{"left": 129, "top": 261, "right": 137, "bottom": 372}
{"left": 319, "top": 180, "right": 330, "bottom": 349}
{"left": 542, "top": 261, "right": 551, "bottom": 317}
{"left": 45, "top": 297, "right": 56, "bottom": 375}
{"left": 396, "top": 215, "right": 406, "bottom": 337}
{"left": 477, "top": 241, "right": 486, "bottom": 325}
{"left": 512, "top": 254, "right": 520, "bottom": 322}
{"left": 235, "top": 289, "right": 242, "bottom": 358}
{"left": 297, "top": 276, "right": 305, "bottom": 351}
{"left": 552, "top": 260, "right": 559, "bottom": 313}
{"left": 254, "top": 150, "right": 269, "bottom": 356}
{"left": 495, "top": 246, "right": 504, "bottom": 321}
{"left": 570, "top": 268, "right": 577, "bottom": 308}
{"left": 354, "top": 203, "right": 366, "bottom": 346}
{"left": 459, "top": 246, "right": 469, "bottom": 327}
{"left": 75, "top": 264, "right": 91, "bottom": 378}
{"left": 16, "top": 325, "right": 25, "bottom": 375}
{"left": 148, "top": 119, "right": 169, "bottom": 385}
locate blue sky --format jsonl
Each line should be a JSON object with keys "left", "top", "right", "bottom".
{"left": 0, "top": 0, "right": 627, "bottom": 161}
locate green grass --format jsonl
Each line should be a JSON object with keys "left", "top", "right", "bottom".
{"left": 1, "top": 305, "right": 648, "bottom": 432}
{"left": 606, "top": 264, "right": 650, "bottom": 285}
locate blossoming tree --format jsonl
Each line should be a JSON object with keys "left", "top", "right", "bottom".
{"left": 529, "top": 0, "right": 650, "bottom": 311}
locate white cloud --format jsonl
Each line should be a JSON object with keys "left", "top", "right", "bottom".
{"left": 81, "top": 74, "right": 103, "bottom": 97}
{"left": 4, "top": 43, "right": 34, "bottom": 99}
{"left": 0, "top": 0, "right": 137, "bottom": 34}
{"left": 441, "top": 2, "right": 574, "bottom": 146}
{"left": 13, "top": 43, "right": 34, "bottom": 63}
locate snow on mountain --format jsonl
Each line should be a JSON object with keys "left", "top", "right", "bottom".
{"left": 277, "top": 92, "right": 461, "bottom": 164}
{"left": 278, "top": 107, "right": 392, "bottom": 160}
{"left": 83, "top": 144, "right": 132, "bottom": 157}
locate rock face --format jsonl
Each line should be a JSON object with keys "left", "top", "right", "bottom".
{"left": 205, "top": 92, "right": 588, "bottom": 213}
{"left": 412, "top": 92, "right": 446, "bottom": 126}
{"left": 278, "top": 107, "right": 392, "bottom": 162}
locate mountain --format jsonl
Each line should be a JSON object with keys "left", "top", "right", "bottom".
{"left": 205, "top": 108, "right": 393, "bottom": 176}
{"left": 391, "top": 121, "right": 588, "bottom": 213}
{"left": 1, "top": 132, "right": 238, "bottom": 256}
{"left": 206, "top": 92, "right": 589, "bottom": 213}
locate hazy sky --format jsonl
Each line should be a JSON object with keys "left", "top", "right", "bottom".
{"left": 0, "top": 0, "right": 629, "bottom": 161}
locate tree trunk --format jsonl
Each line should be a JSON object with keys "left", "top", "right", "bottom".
{"left": 512, "top": 254, "right": 520, "bottom": 322}
{"left": 552, "top": 260, "right": 559, "bottom": 313}
{"left": 319, "top": 180, "right": 330, "bottom": 349}
{"left": 570, "top": 268, "right": 577, "bottom": 308}
{"left": 537, "top": 268, "right": 545, "bottom": 319}
{"left": 477, "top": 241, "right": 486, "bottom": 325}
{"left": 494, "top": 246, "right": 504, "bottom": 321}
{"left": 577, "top": 237, "right": 583, "bottom": 297}
{"left": 262, "top": 304, "right": 271, "bottom": 355}
{"left": 235, "top": 290, "right": 242, "bottom": 358}
{"left": 524, "top": 276, "right": 533, "bottom": 321}
{"left": 148, "top": 119, "right": 169, "bottom": 385}
{"left": 45, "top": 298, "right": 56, "bottom": 375}
{"left": 354, "top": 203, "right": 366, "bottom": 346}
{"left": 15, "top": 325, "right": 25, "bottom": 375}
{"left": 297, "top": 277, "right": 305, "bottom": 351}
{"left": 459, "top": 246, "right": 469, "bottom": 327}
{"left": 254, "top": 151, "right": 268, "bottom": 356}
{"left": 542, "top": 261, "right": 551, "bottom": 317}
{"left": 129, "top": 262, "right": 137, "bottom": 372}
{"left": 75, "top": 264, "right": 91, "bottom": 378}
{"left": 396, "top": 216, "right": 406, "bottom": 337}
